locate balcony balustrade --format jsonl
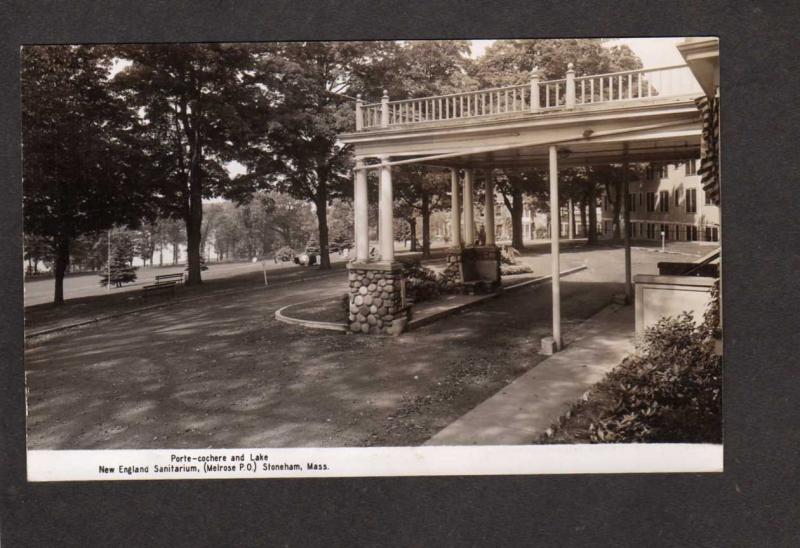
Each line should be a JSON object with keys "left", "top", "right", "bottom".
{"left": 355, "top": 63, "right": 698, "bottom": 131}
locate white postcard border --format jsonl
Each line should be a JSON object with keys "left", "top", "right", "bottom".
{"left": 28, "top": 444, "right": 723, "bottom": 481}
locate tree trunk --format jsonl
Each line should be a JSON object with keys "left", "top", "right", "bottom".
{"left": 606, "top": 179, "right": 623, "bottom": 242}
{"left": 409, "top": 217, "right": 417, "bottom": 251}
{"left": 579, "top": 194, "right": 588, "bottom": 238}
{"left": 315, "top": 186, "right": 331, "bottom": 270}
{"left": 588, "top": 184, "right": 598, "bottom": 245}
{"left": 421, "top": 191, "right": 431, "bottom": 258}
{"left": 53, "top": 236, "right": 70, "bottom": 306}
{"left": 511, "top": 188, "right": 524, "bottom": 251}
{"left": 185, "top": 174, "right": 203, "bottom": 285}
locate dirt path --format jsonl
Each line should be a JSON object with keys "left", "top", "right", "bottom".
{"left": 25, "top": 245, "right": 690, "bottom": 449}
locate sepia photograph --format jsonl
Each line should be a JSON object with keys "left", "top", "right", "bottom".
{"left": 21, "top": 36, "right": 722, "bottom": 479}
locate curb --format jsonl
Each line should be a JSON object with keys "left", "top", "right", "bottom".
{"left": 274, "top": 300, "right": 348, "bottom": 332}
{"left": 274, "top": 265, "right": 590, "bottom": 334}
{"left": 25, "top": 270, "right": 343, "bottom": 340}
{"left": 407, "top": 265, "right": 588, "bottom": 331}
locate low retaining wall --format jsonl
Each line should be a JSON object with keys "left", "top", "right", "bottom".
{"left": 634, "top": 274, "right": 716, "bottom": 333}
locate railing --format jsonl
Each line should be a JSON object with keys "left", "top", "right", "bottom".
{"left": 356, "top": 63, "right": 699, "bottom": 131}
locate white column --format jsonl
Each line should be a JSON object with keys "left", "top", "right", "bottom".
{"left": 463, "top": 168, "right": 475, "bottom": 245}
{"left": 549, "top": 145, "right": 562, "bottom": 350}
{"left": 450, "top": 168, "right": 462, "bottom": 248}
{"left": 568, "top": 198, "right": 575, "bottom": 240}
{"left": 354, "top": 158, "right": 369, "bottom": 261}
{"left": 379, "top": 158, "right": 394, "bottom": 262}
{"left": 484, "top": 170, "right": 495, "bottom": 246}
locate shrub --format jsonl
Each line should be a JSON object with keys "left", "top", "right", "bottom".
{"left": 500, "top": 245, "right": 521, "bottom": 265}
{"left": 402, "top": 261, "right": 442, "bottom": 303}
{"left": 274, "top": 246, "right": 296, "bottom": 262}
{"left": 587, "top": 311, "right": 722, "bottom": 443}
{"left": 501, "top": 264, "right": 533, "bottom": 276}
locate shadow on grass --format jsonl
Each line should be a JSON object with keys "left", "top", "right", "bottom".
{"left": 26, "top": 263, "right": 624, "bottom": 450}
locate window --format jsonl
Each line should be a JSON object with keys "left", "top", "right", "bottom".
{"left": 660, "top": 165, "right": 669, "bottom": 178}
{"left": 686, "top": 225, "right": 698, "bottom": 242}
{"left": 705, "top": 226, "right": 719, "bottom": 242}
{"left": 659, "top": 190, "right": 669, "bottom": 213}
{"left": 639, "top": 193, "right": 643, "bottom": 206}
{"left": 645, "top": 165, "right": 654, "bottom": 180}
{"left": 686, "top": 188, "right": 697, "bottom": 213}
{"left": 646, "top": 192, "right": 656, "bottom": 212}
{"left": 674, "top": 188, "right": 681, "bottom": 207}
{"left": 685, "top": 159, "right": 697, "bottom": 176}
{"left": 646, "top": 223, "right": 655, "bottom": 239}
{"left": 705, "top": 191, "right": 713, "bottom": 205}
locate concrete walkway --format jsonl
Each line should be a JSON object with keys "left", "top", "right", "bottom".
{"left": 426, "top": 303, "right": 635, "bottom": 446}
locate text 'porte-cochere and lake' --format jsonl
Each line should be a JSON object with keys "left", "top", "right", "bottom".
{"left": 97, "top": 452, "right": 330, "bottom": 476}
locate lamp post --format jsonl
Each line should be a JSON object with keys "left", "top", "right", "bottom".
{"left": 107, "top": 229, "right": 111, "bottom": 291}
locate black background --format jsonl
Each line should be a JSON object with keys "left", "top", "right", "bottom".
{"left": 2, "top": 1, "right": 799, "bottom": 546}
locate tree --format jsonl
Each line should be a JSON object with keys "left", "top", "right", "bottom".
{"left": 134, "top": 222, "right": 159, "bottom": 267}
{"left": 494, "top": 169, "right": 547, "bottom": 250}
{"left": 244, "top": 42, "right": 400, "bottom": 270}
{"left": 99, "top": 231, "right": 138, "bottom": 287}
{"left": 22, "top": 45, "right": 149, "bottom": 304}
{"left": 393, "top": 166, "right": 449, "bottom": 257}
{"left": 113, "top": 43, "right": 274, "bottom": 285}
{"left": 23, "top": 234, "right": 50, "bottom": 275}
{"left": 472, "top": 38, "right": 641, "bottom": 87}
{"left": 591, "top": 164, "right": 639, "bottom": 242}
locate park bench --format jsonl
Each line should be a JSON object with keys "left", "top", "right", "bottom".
{"left": 155, "top": 272, "right": 185, "bottom": 285}
{"left": 142, "top": 281, "right": 177, "bottom": 298}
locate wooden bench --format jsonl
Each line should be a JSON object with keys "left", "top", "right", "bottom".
{"left": 142, "top": 281, "right": 177, "bottom": 298}
{"left": 156, "top": 272, "right": 185, "bottom": 285}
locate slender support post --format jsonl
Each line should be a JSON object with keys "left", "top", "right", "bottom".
{"left": 354, "top": 158, "right": 369, "bottom": 261}
{"left": 484, "top": 170, "right": 496, "bottom": 245}
{"left": 549, "top": 145, "right": 562, "bottom": 351}
{"left": 355, "top": 94, "right": 364, "bottom": 131}
{"left": 530, "top": 67, "right": 541, "bottom": 112}
{"left": 623, "top": 146, "right": 632, "bottom": 304}
{"left": 107, "top": 229, "right": 111, "bottom": 291}
{"left": 450, "top": 168, "right": 462, "bottom": 248}
{"left": 380, "top": 90, "right": 389, "bottom": 128}
{"left": 463, "top": 168, "right": 475, "bottom": 245}
{"left": 379, "top": 158, "right": 394, "bottom": 261}
{"left": 568, "top": 198, "right": 575, "bottom": 240}
{"left": 565, "top": 63, "right": 576, "bottom": 109}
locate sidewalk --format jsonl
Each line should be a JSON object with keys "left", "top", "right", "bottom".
{"left": 425, "top": 303, "right": 635, "bottom": 446}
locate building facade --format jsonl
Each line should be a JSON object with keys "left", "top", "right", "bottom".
{"left": 601, "top": 159, "right": 720, "bottom": 243}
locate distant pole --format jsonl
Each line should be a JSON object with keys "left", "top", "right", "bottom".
{"left": 107, "top": 229, "right": 111, "bottom": 292}
{"left": 263, "top": 261, "right": 268, "bottom": 286}
{"left": 661, "top": 230, "right": 665, "bottom": 252}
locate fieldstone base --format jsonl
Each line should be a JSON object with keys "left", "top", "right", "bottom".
{"left": 442, "top": 246, "right": 502, "bottom": 294}
{"left": 347, "top": 261, "right": 410, "bottom": 335}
